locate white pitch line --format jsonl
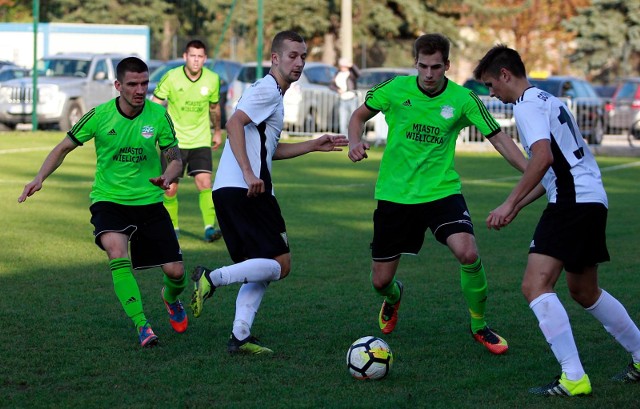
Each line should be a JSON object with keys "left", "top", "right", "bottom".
{"left": 0, "top": 146, "right": 52, "bottom": 155}
{"left": 599, "top": 161, "right": 640, "bottom": 172}
{"left": 464, "top": 160, "right": 640, "bottom": 185}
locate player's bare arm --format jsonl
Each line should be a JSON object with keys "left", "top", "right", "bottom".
{"left": 348, "top": 104, "right": 376, "bottom": 162}
{"left": 149, "top": 146, "right": 182, "bottom": 189}
{"left": 487, "top": 130, "right": 528, "bottom": 172}
{"left": 226, "top": 109, "right": 264, "bottom": 197}
{"left": 487, "top": 139, "right": 552, "bottom": 230}
{"left": 18, "top": 137, "right": 77, "bottom": 203}
{"left": 273, "top": 134, "right": 348, "bottom": 160}
{"left": 210, "top": 102, "right": 222, "bottom": 150}
{"left": 151, "top": 96, "right": 166, "bottom": 106}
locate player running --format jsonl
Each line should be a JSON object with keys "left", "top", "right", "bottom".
{"left": 474, "top": 44, "right": 640, "bottom": 396}
{"left": 19, "top": 57, "right": 188, "bottom": 348}
{"left": 348, "top": 33, "right": 528, "bottom": 355}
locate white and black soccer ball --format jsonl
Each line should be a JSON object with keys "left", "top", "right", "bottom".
{"left": 346, "top": 336, "right": 393, "bottom": 380}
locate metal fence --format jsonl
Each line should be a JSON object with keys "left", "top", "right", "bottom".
{"left": 284, "top": 90, "right": 606, "bottom": 146}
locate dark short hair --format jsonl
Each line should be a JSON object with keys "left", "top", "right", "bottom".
{"left": 185, "top": 39, "right": 207, "bottom": 53}
{"left": 116, "top": 57, "right": 148, "bottom": 82}
{"left": 271, "top": 30, "right": 305, "bottom": 55}
{"left": 414, "top": 33, "right": 450, "bottom": 61}
{"left": 473, "top": 44, "right": 527, "bottom": 80}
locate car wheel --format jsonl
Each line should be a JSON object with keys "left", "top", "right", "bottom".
{"left": 59, "top": 100, "right": 84, "bottom": 132}
{"left": 0, "top": 122, "right": 15, "bottom": 131}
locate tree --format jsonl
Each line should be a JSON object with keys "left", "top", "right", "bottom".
{"left": 40, "top": 0, "right": 199, "bottom": 60}
{"left": 564, "top": 0, "right": 640, "bottom": 82}
{"left": 0, "top": 0, "right": 32, "bottom": 22}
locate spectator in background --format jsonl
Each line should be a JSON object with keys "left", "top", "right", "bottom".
{"left": 331, "top": 58, "right": 360, "bottom": 135}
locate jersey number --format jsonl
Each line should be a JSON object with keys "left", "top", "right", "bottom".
{"left": 557, "top": 106, "right": 584, "bottom": 160}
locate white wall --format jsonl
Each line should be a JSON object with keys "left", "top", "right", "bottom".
{"left": 0, "top": 23, "right": 149, "bottom": 68}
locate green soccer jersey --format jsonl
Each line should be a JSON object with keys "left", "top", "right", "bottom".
{"left": 153, "top": 66, "right": 220, "bottom": 149}
{"left": 365, "top": 76, "right": 501, "bottom": 204}
{"left": 67, "top": 98, "right": 178, "bottom": 206}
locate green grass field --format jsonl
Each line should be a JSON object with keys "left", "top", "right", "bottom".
{"left": 1, "top": 132, "right": 639, "bottom": 408}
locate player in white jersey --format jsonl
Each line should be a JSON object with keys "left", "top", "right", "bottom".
{"left": 188, "top": 30, "right": 348, "bottom": 354}
{"left": 474, "top": 45, "right": 640, "bottom": 396}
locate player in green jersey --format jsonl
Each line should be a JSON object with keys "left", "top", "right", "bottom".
{"left": 153, "top": 40, "right": 223, "bottom": 242}
{"left": 348, "top": 33, "right": 528, "bottom": 355}
{"left": 18, "top": 57, "right": 188, "bottom": 348}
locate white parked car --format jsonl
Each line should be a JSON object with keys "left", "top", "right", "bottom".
{"left": 225, "top": 61, "right": 338, "bottom": 134}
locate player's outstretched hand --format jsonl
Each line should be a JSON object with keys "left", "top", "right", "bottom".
{"left": 18, "top": 180, "right": 42, "bottom": 203}
{"left": 149, "top": 175, "right": 171, "bottom": 190}
{"left": 348, "top": 141, "right": 370, "bottom": 162}
{"left": 314, "top": 134, "right": 348, "bottom": 152}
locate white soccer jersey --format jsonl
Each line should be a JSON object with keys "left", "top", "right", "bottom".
{"left": 514, "top": 87, "right": 608, "bottom": 206}
{"left": 213, "top": 74, "right": 284, "bottom": 195}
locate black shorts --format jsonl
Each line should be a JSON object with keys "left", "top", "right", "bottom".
{"left": 213, "top": 187, "right": 290, "bottom": 263}
{"left": 161, "top": 146, "right": 212, "bottom": 179}
{"left": 371, "top": 194, "right": 474, "bottom": 261}
{"left": 530, "top": 202, "right": 610, "bottom": 272}
{"left": 89, "top": 201, "right": 182, "bottom": 270}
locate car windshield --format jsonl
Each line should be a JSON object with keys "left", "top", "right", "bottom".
{"left": 237, "top": 64, "right": 271, "bottom": 83}
{"left": 303, "top": 65, "right": 337, "bottom": 85}
{"left": 38, "top": 58, "right": 91, "bottom": 77}
{"left": 616, "top": 81, "right": 639, "bottom": 100}
{"left": 149, "top": 61, "right": 182, "bottom": 82}
{"left": 529, "top": 79, "right": 560, "bottom": 95}
{"left": 150, "top": 60, "right": 241, "bottom": 84}
{"left": 358, "top": 70, "right": 414, "bottom": 89}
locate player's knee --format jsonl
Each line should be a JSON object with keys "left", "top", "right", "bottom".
{"left": 458, "top": 251, "right": 479, "bottom": 266}
{"left": 162, "top": 261, "right": 185, "bottom": 280}
{"left": 521, "top": 278, "right": 546, "bottom": 303}
{"left": 569, "top": 286, "right": 600, "bottom": 308}
{"left": 274, "top": 255, "right": 291, "bottom": 280}
{"left": 371, "top": 273, "right": 391, "bottom": 291}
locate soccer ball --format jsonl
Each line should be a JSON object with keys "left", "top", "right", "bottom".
{"left": 346, "top": 336, "right": 393, "bottom": 380}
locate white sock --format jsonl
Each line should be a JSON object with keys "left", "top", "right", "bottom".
{"left": 530, "top": 293, "right": 585, "bottom": 380}
{"left": 585, "top": 289, "right": 640, "bottom": 363}
{"left": 232, "top": 281, "right": 269, "bottom": 341}
{"left": 208, "top": 258, "right": 281, "bottom": 287}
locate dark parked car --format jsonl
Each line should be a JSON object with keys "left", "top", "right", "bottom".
{"left": 594, "top": 84, "right": 617, "bottom": 100}
{"left": 529, "top": 76, "right": 605, "bottom": 144}
{"left": 356, "top": 67, "right": 417, "bottom": 141}
{"left": 606, "top": 77, "right": 640, "bottom": 136}
{"left": 462, "top": 78, "right": 517, "bottom": 139}
{"left": 356, "top": 67, "right": 417, "bottom": 91}
{"left": 148, "top": 58, "right": 241, "bottom": 128}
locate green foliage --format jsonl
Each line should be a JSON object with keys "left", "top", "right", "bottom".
{"left": 2, "top": 132, "right": 640, "bottom": 408}
{"left": 565, "top": 0, "right": 640, "bottom": 82}
{"left": 0, "top": 0, "right": 31, "bottom": 22}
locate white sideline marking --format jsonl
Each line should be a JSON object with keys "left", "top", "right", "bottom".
{"left": 465, "top": 161, "right": 640, "bottom": 185}
{"left": 599, "top": 161, "right": 640, "bottom": 172}
{"left": 0, "top": 147, "right": 51, "bottom": 155}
